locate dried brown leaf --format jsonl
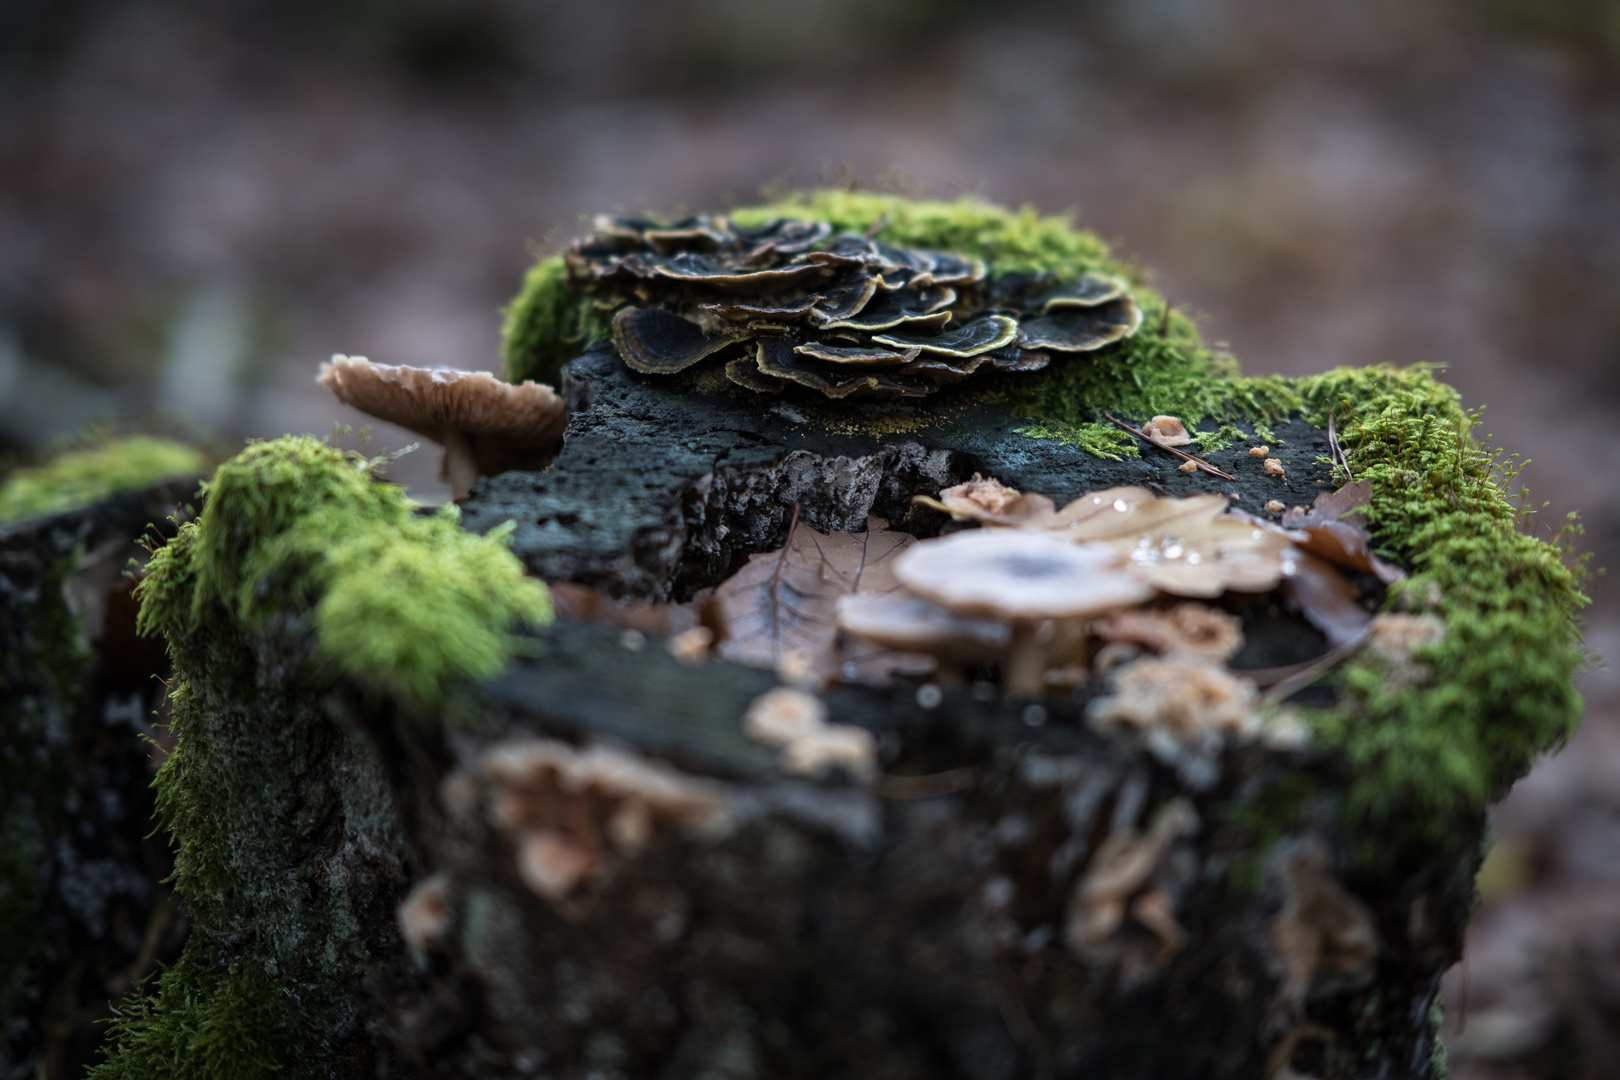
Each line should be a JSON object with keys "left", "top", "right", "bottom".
{"left": 1282, "top": 552, "right": 1373, "bottom": 648}
{"left": 1281, "top": 481, "right": 1403, "bottom": 584}
{"left": 713, "top": 515, "right": 916, "bottom": 680}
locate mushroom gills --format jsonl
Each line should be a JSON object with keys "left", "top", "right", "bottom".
{"left": 1018, "top": 299, "right": 1143, "bottom": 352}
{"left": 873, "top": 314, "right": 1018, "bottom": 357}
{"left": 613, "top": 306, "right": 742, "bottom": 374}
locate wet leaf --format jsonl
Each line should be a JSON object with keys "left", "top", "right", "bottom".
{"left": 1281, "top": 480, "right": 1403, "bottom": 584}
{"left": 713, "top": 515, "right": 917, "bottom": 680}
{"left": 1282, "top": 552, "right": 1373, "bottom": 647}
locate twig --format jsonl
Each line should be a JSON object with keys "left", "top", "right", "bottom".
{"left": 1104, "top": 413, "right": 1237, "bottom": 482}
{"left": 875, "top": 767, "right": 978, "bottom": 800}
{"left": 1257, "top": 627, "right": 1372, "bottom": 705}
{"left": 1328, "top": 412, "right": 1353, "bottom": 482}
{"left": 863, "top": 213, "right": 889, "bottom": 239}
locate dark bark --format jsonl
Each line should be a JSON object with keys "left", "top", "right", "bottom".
{"left": 0, "top": 485, "right": 194, "bottom": 1080}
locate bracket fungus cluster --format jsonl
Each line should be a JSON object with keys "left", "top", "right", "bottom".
{"left": 568, "top": 214, "right": 1142, "bottom": 397}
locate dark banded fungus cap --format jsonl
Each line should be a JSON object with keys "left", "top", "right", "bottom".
{"left": 561, "top": 213, "right": 1142, "bottom": 398}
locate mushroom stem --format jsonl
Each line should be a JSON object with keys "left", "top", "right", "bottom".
{"left": 1004, "top": 621, "right": 1047, "bottom": 698}
{"left": 442, "top": 429, "right": 479, "bottom": 500}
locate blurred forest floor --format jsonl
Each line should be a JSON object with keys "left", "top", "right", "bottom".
{"left": 3, "top": 1, "right": 1619, "bottom": 1074}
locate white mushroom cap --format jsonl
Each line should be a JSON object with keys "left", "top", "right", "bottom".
{"left": 834, "top": 592, "right": 1012, "bottom": 659}
{"left": 318, "top": 355, "right": 566, "bottom": 497}
{"left": 893, "top": 529, "right": 1155, "bottom": 621}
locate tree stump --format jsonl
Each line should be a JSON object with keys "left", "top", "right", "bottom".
{"left": 20, "top": 195, "right": 1584, "bottom": 1080}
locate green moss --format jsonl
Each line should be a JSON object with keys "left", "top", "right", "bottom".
{"left": 729, "top": 191, "right": 1115, "bottom": 279}
{"left": 501, "top": 254, "right": 614, "bottom": 386}
{"left": 136, "top": 435, "right": 553, "bottom": 705}
{"left": 0, "top": 436, "right": 207, "bottom": 525}
{"left": 96, "top": 435, "right": 554, "bottom": 1079}
{"left": 91, "top": 961, "right": 289, "bottom": 1080}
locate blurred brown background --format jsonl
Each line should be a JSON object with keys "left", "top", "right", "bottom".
{"left": 3, "top": 0, "right": 1618, "bottom": 1073}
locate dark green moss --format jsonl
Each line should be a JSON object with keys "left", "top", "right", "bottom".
{"left": 92, "top": 961, "right": 290, "bottom": 1080}
{"left": 501, "top": 255, "right": 613, "bottom": 387}
{"left": 95, "top": 436, "right": 555, "bottom": 1079}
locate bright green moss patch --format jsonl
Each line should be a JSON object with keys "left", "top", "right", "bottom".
{"left": 0, "top": 436, "right": 206, "bottom": 525}
{"left": 136, "top": 435, "right": 553, "bottom": 705}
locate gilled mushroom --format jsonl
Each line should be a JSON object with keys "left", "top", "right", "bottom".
{"left": 892, "top": 529, "right": 1155, "bottom": 695}
{"left": 318, "top": 355, "right": 566, "bottom": 499}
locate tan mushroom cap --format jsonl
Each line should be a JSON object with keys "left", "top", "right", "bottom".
{"left": 893, "top": 529, "right": 1155, "bottom": 621}
{"left": 318, "top": 355, "right": 566, "bottom": 490}
{"left": 1143, "top": 415, "right": 1192, "bottom": 447}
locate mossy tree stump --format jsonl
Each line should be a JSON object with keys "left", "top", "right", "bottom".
{"left": 9, "top": 196, "right": 1582, "bottom": 1080}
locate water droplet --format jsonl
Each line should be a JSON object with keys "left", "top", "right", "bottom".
{"left": 1163, "top": 543, "right": 1184, "bottom": 560}
{"left": 916, "top": 684, "right": 943, "bottom": 709}
{"left": 1252, "top": 530, "right": 1264, "bottom": 540}
{"left": 1092, "top": 496, "right": 1104, "bottom": 505}
{"left": 1113, "top": 499, "right": 1129, "bottom": 512}
{"left": 1022, "top": 704, "right": 1048, "bottom": 727}
{"left": 1281, "top": 559, "right": 1298, "bottom": 576}
{"left": 1186, "top": 552, "right": 1202, "bottom": 565}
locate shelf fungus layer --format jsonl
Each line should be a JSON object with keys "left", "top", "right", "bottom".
{"left": 574, "top": 214, "right": 1141, "bottom": 398}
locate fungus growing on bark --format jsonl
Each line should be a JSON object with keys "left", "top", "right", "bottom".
{"left": 398, "top": 874, "right": 451, "bottom": 954}
{"left": 1088, "top": 656, "right": 1259, "bottom": 784}
{"left": 1141, "top": 415, "right": 1191, "bottom": 447}
{"left": 1263, "top": 458, "right": 1287, "bottom": 478}
{"left": 1066, "top": 798, "right": 1198, "bottom": 959}
{"left": 479, "top": 737, "right": 732, "bottom": 904}
{"left": 1093, "top": 603, "right": 1244, "bottom": 661}
{"left": 317, "top": 354, "right": 566, "bottom": 499}
{"left": 893, "top": 529, "right": 1154, "bottom": 695}
{"left": 1269, "top": 841, "right": 1379, "bottom": 1006}
{"left": 1251, "top": 445, "right": 1271, "bottom": 459}
{"left": 564, "top": 214, "right": 1140, "bottom": 398}
{"left": 742, "top": 686, "right": 877, "bottom": 782}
